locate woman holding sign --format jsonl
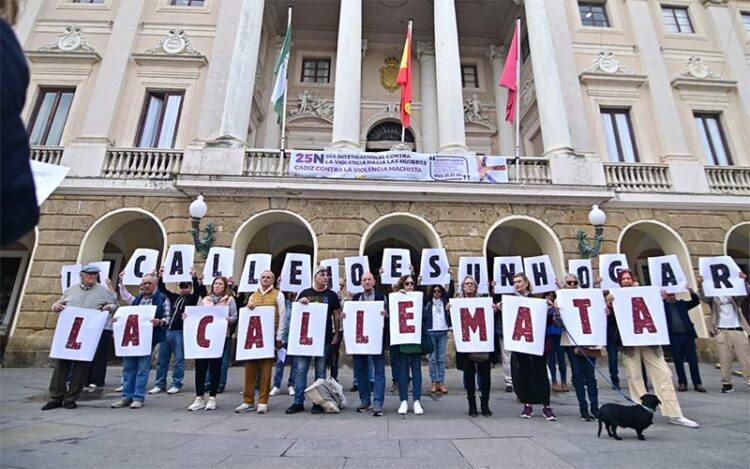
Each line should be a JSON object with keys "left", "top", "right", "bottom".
{"left": 396, "top": 275, "right": 427, "bottom": 415}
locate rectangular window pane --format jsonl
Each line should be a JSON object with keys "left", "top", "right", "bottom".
{"left": 743, "top": 13, "right": 750, "bottom": 34}
{"left": 28, "top": 93, "right": 56, "bottom": 145}
{"left": 601, "top": 113, "right": 620, "bottom": 162}
{"left": 138, "top": 95, "right": 163, "bottom": 147}
{"left": 614, "top": 113, "right": 636, "bottom": 163}
{"left": 694, "top": 116, "right": 716, "bottom": 165}
{"left": 705, "top": 117, "right": 729, "bottom": 166}
{"left": 45, "top": 92, "right": 74, "bottom": 146}
{"left": 157, "top": 94, "right": 182, "bottom": 148}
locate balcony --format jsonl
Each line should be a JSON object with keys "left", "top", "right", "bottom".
{"left": 705, "top": 166, "right": 750, "bottom": 195}
{"left": 102, "top": 148, "right": 183, "bottom": 179}
{"left": 603, "top": 162, "right": 672, "bottom": 192}
{"left": 30, "top": 146, "right": 63, "bottom": 165}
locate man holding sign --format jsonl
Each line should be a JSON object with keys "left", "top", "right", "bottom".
{"left": 662, "top": 286, "right": 704, "bottom": 392}
{"left": 43, "top": 264, "right": 118, "bottom": 411}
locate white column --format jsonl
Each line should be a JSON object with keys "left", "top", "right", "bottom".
{"left": 487, "top": 45, "right": 514, "bottom": 156}
{"left": 263, "top": 35, "right": 283, "bottom": 149}
{"left": 416, "top": 41, "right": 438, "bottom": 153}
{"left": 329, "top": 0, "right": 362, "bottom": 150}
{"left": 13, "top": 0, "right": 44, "bottom": 47}
{"left": 433, "top": 0, "right": 467, "bottom": 154}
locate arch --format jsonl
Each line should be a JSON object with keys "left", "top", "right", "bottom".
{"left": 361, "top": 112, "right": 422, "bottom": 152}
{"left": 359, "top": 213, "right": 441, "bottom": 276}
{"left": 725, "top": 222, "right": 750, "bottom": 274}
{"left": 231, "top": 210, "right": 318, "bottom": 276}
{"left": 5, "top": 227, "right": 39, "bottom": 341}
{"left": 484, "top": 215, "right": 566, "bottom": 280}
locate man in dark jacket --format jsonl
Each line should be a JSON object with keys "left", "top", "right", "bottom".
{"left": 662, "top": 286, "right": 705, "bottom": 392}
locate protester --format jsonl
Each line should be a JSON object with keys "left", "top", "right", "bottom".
{"left": 395, "top": 274, "right": 426, "bottom": 415}
{"left": 545, "top": 291, "right": 568, "bottom": 393}
{"left": 204, "top": 277, "right": 235, "bottom": 394}
{"left": 270, "top": 291, "right": 298, "bottom": 397}
{"left": 661, "top": 285, "right": 705, "bottom": 392}
{"left": 42, "top": 265, "right": 118, "bottom": 410}
{"left": 86, "top": 278, "right": 116, "bottom": 390}
{"left": 423, "top": 276, "right": 454, "bottom": 395}
{"left": 490, "top": 281, "right": 513, "bottom": 393}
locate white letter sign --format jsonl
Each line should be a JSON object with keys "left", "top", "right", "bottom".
{"left": 501, "top": 295, "right": 548, "bottom": 356}
{"left": 320, "top": 258, "right": 340, "bottom": 291}
{"left": 419, "top": 248, "right": 450, "bottom": 286}
{"left": 238, "top": 253, "right": 272, "bottom": 293}
{"left": 698, "top": 256, "right": 748, "bottom": 297}
{"left": 523, "top": 255, "right": 557, "bottom": 294}
{"left": 61, "top": 264, "right": 82, "bottom": 293}
{"left": 183, "top": 306, "right": 229, "bottom": 359}
{"left": 648, "top": 255, "right": 687, "bottom": 294}
{"left": 235, "top": 306, "right": 276, "bottom": 360}
{"left": 342, "top": 301, "right": 385, "bottom": 355}
{"left": 49, "top": 307, "right": 108, "bottom": 361}
{"left": 203, "top": 247, "right": 235, "bottom": 283}
{"left": 388, "top": 291, "right": 423, "bottom": 345}
{"left": 122, "top": 249, "right": 159, "bottom": 286}
{"left": 459, "top": 257, "right": 488, "bottom": 295}
{"left": 556, "top": 288, "right": 607, "bottom": 346}
{"left": 493, "top": 256, "right": 523, "bottom": 294}
{"left": 163, "top": 244, "right": 195, "bottom": 283}
{"left": 610, "top": 286, "right": 669, "bottom": 346}
{"left": 600, "top": 254, "right": 629, "bottom": 290}
{"left": 568, "top": 259, "right": 593, "bottom": 289}
{"left": 112, "top": 305, "right": 156, "bottom": 357}
{"left": 345, "top": 256, "right": 370, "bottom": 294}
{"left": 449, "top": 297, "right": 495, "bottom": 353}
{"left": 280, "top": 253, "right": 311, "bottom": 293}
{"left": 381, "top": 249, "right": 411, "bottom": 285}
{"left": 287, "top": 302, "right": 327, "bottom": 357}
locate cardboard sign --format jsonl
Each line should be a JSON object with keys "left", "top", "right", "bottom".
{"left": 568, "top": 259, "right": 593, "bottom": 289}
{"left": 49, "top": 306, "right": 108, "bottom": 361}
{"left": 523, "top": 255, "right": 557, "bottom": 294}
{"left": 121, "top": 249, "right": 159, "bottom": 286}
{"left": 183, "top": 306, "right": 229, "bottom": 359}
{"left": 342, "top": 301, "right": 385, "bottom": 355}
{"left": 287, "top": 302, "right": 327, "bottom": 357}
{"left": 501, "top": 295, "right": 548, "bottom": 356}
{"left": 459, "top": 257, "right": 489, "bottom": 295}
{"left": 610, "top": 286, "right": 669, "bottom": 346}
{"left": 388, "top": 291, "right": 423, "bottom": 345}
{"left": 238, "top": 253, "right": 272, "bottom": 293}
{"left": 600, "top": 254, "right": 629, "bottom": 290}
{"left": 203, "top": 247, "right": 235, "bottom": 283}
{"left": 698, "top": 256, "right": 748, "bottom": 297}
{"left": 320, "top": 258, "right": 340, "bottom": 291}
{"left": 556, "top": 288, "right": 607, "bottom": 346}
{"left": 61, "top": 264, "right": 82, "bottom": 292}
{"left": 448, "top": 297, "right": 495, "bottom": 353}
{"left": 492, "top": 256, "right": 523, "bottom": 294}
{"left": 419, "top": 248, "right": 450, "bottom": 286}
{"left": 112, "top": 305, "right": 156, "bottom": 357}
{"left": 345, "top": 256, "right": 370, "bottom": 294}
{"left": 381, "top": 249, "right": 411, "bottom": 285}
{"left": 648, "top": 255, "right": 688, "bottom": 294}
{"left": 235, "top": 306, "right": 276, "bottom": 361}
{"left": 280, "top": 253, "right": 311, "bottom": 293}
{"left": 163, "top": 244, "right": 195, "bottom": 283}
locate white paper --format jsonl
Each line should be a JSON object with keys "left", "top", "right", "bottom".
{"left": 698, "top": 256, "right": 748, "bottom": 297}
{"left": 523, "top": 255, "right": 557, "bottom": 294}
{"left": 458, "top": 257, "right": 488, "bottom": 295}
{"left": 448, "top": 297, "right": 495, "bottom": 353}
{"left": 29, "top": 160, "right": 70, "bottom": 205}
{"left": 182, "top": 306, "right": 229, "bottom": 359}
{"left": 342, "top": 301, "right": 385, "bottom": 355}
{"left": 280, "top": 253, "right": 311, "bottom": 293}
{"left": 61, "top": 264, "right": 82, "bottom": 292}
{"left": 202, "top": 247, "right": 235, "bottom": 284}
{"left": 235, "top": 306, "right": 276, "bottom": 361}
{"left": 648, "top": 254, "right": 688, "bottom": 294}
{"left": 492, "top": 256, "right": 523, "bottom": 294}
{"left": 501, "top": 295, "right": 548, "bottom": 356}
{"left": 610, "top": 286, "right": 669, "bottom": 346}
{"left": 121, "top": 249, "right": 159, "bottom": 286}
{"left": 238, "top": 253, "right": 272, "bottom": 293}
{"left": 320, "top": 258, "right": 340, "bottom": 292}
{"left": 287, "top": 302, "right": 327, "bottom": 357}
{"left": 419, "top": 248, "right": 450, "bottom": 286}
{"left": 49, "top": 306, "right": 108, "bottom": 361}
{"left": 381, "top": 249, "right": 411, "bottom": 285}
{"left": 556, "top": 288, "right": 607, "bottom": 346}
{"left": 345, "top": 256, "right": 370, "bottom": 294}
{"left": 600, "top": 254, "right": 629, "bottom": 290}
{"left": 163, "top": 244, "right": 195, "bottom": 283}
{"left": 568, "top": 259, "right": 593, "bottom": 289}
{"left": 112, "top": 305, "right": 156, "bottom": 357}
{"left": 388, "top": 291, "right": 423, "bottom": 346}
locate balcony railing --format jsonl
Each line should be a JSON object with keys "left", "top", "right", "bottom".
{"left": 30, "top": 146, "right": 63, "bottom": 165}
{"left": 603, "top": 162, "right": 672, "bottom": 192}
{"left": 103, "top": 148, "right": 183, "bottom": 179}
{"left": 509, "top": 157, "right": 551, "bottom": 184}
{"left": 705, "top": 166, "right": 750, "bottom": 195}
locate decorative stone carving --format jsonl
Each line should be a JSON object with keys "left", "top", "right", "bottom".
{"left": 144, "top": 28, "right": 202, "bottom": 56}
{"left": 289, "top": 90, "right": 334, "bottom": 120}
{"left": 415, "top": 41, "right": 435, "bottom": 61}
{"left": 584, "top": 50, "right": 635, "bottom": 75}
{"left": 384, "top": 103, "right": 398, "bottom": 113}
{"left": 379, "top": 57, "right": 400, "bottom": 92}
{"left": 463, "top": 95, "right": 491, "bottom": 124}
{"left": 519, "top": 76, "right": 536, "bottom": 110}
{"left": 679, "top": 56, "right": 721, "bottom": 80}
{"left": 37, "top": 25, "right": 96, "bottom": 53}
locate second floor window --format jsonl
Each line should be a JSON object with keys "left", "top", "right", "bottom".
{"left": 28, "top": 88, "right": 75, "bottom": 146}
{"left": 71, "top": 0, "right": 104, "bottom": 3}
{"left": 742, "top": 12, "right": 750, "bottom": 34}
{"left": 136, "top": 91, "right": 183, "bottom": 149}
{"left": 694, "top": 113, "right": 732, "bottom": 166}
{"left": 461, "top": 65, "right": 479, "bottom": 88}
{"left": 579, "top": 2, "right": 610, "bottom": 27}
{"left": 170, "top": 0, "right": 205, "bottom": 6}
{"left": 301, "top": 58, "right": 331, "bottom": 83}
{"left": 662, "top": 6, "right": 694, "bottom": 33}
{"left": 601, "top": 108, "right": 638, "bottom": 163}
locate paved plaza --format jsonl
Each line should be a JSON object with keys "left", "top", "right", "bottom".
{"left": 0, "top": 363, "right": 748, "bottom": 468}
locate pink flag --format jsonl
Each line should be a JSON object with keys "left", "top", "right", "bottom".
{"left": 499, "top": 23, "right": 519, "bottom": 123}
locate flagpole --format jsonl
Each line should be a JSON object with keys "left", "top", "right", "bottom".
{"left": 279, "top": 6, "right": 293, "bottom": 175}
{"left": 401, "top": 19, "right": 412, "bottom": 144}
{"left": 514, "top": 17, "right": 521, "bottom": 182}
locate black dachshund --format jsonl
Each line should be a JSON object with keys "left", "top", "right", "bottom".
{"left": 597, "top": 394, "right": 661, "bottom": 441}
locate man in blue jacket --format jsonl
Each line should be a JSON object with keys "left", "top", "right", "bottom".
{"left": 662, "top": 286, "right": 705, "bottom": 392}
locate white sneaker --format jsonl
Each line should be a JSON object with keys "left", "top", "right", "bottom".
{"left": 148, "top": 386, "right": 164, "bottom": 394}
{"left": 413, "top": 400, "right": 424, "bottom": 415}
{"left": 115, "top": 385, "right": 123, "bottom": 392}
{"left": 205, "top": 396, "right": 217, "bottom": 411}
{"left": 166, "top": 387, "right": 180, "bottom": 395}
{"left": 670, "top": 416, "right": 699, "bottom": 428}
{"left": 269, "top": 386, "right": 280, "bottom": 396}
{"left": 234, "top": 402, "right": 256, "bottom": 413}
{"left": 88, "top": 384, "right": 97, "bottom": 389}
{"left": 288, "top": 386, "right": 295, "bottom": 396}
{"left": 257, "top": 404, "right": 268, "bottom": 414}
{"left": 187, "top": 397, "right": 205, "bottom": 411}
{"left": 398, "top": 400, "right": 408, "bottom": 415}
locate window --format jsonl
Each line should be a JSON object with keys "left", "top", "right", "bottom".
{"left": 742, "top": 12, "right": 750, "bottom": 34}
{"left": 662, "top": 6, "right": 694, "bottom": 33}
{"left": 300, "top": 57, "right": 331, "bottom": 83}
{"left": 71, "top": 0, "right": 104, "bottom": 3}
{"left": 579, "top": 2, "right": 610, "bottom": 27}
{"left": 28, "top": 88, "right": 75, "bottom": 146}
{"left": 600, "top": 108, "right": 638, "bottom": 163}
{"left": 136, "top": 91, "right": 184, "bottom": 149}
{"left": 521, "top": 34, "right": 530, "bottom": 63}
{"left": 694, "top": 113, "right": 732, "bottom": 166}
{"left": 170, "top": 0, "right": 205, "bottom": 6}
{"left": 461, "top": 65, "right": 479, "bottom": 88}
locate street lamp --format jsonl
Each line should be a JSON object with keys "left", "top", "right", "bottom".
{"left": 577, "top": 204, "right": 606, "bottom": 259}
{"left": 189, "top": 194, "right": 215, "bottom": 258}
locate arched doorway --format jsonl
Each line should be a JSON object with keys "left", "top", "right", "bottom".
{"left": 365, "top": 121, "right": 415, "bottom": 152}
{"left": 725, "top": 222, "right": 750, "bottom": 275}
{"left": 0, "top": 228, "right": 37, "bottom": 359}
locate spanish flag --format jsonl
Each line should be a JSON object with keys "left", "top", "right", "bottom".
{"left": 396, "top": 20, "right": 413, "bottom": 129}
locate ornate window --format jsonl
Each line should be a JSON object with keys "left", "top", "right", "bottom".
{"left": 662, "top": 5, "right": 694, "bottom": 33}
{"left": 136, "top": 90, "right": 184, "bottom": 149}
{"left": 579, "top": 2, "right": 610, "bottom": 27}
{"left": 28, "top": 88, "right": 76, "bottom": 146}
{"left": 694, "top": 113, "right": 732, "bottom": 166}
{"left": 301, "top": 58, "right": 331, "bottom": 84}
{"left": 461, "top": 65, "right": 479, "bottom": 88}
{"left": 600, "top": 108, "right": 638, "bottom": 163}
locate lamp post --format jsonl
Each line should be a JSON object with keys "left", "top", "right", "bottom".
{"left": 189, "top": 194, "right": 215, "bottom": 258}
{"left": 577, "top": 204, "right": 606, "bottom": 259}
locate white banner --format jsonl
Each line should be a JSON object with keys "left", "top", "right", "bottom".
{"left": 183, "top": 306, "right": 229, "bottom": 359}
{"left": 280, "top": 253, "right": 311, "bottom": 293}
{"left": 235, "top": 306, "right": 276, "bottom": 361}
{"left": 523, "top": 255, "right": 557, "bottom": 294}
{"left": 203, "top": 247, "right": 234, "bottom": 283}
{"left": 61, "top": 264, "right": 82, "bottom": 292}
{"left": 122, "top": 249, "right": 159, "bottom": 286}
{"left": 388, "top": 291, "right": 423, "bottom": 346}
{"left": 320, "top": 258, "right": 340, "bottom": 291}
{"left": 381, "top": 249, "right": 411, "bottom": 285}
{"left": 459, "top": 257, "right": 489, "bottom": 295}
{"left": 30, "top": 160, "right": 70, "bottom": 205}
{"left": 342, "top": 301, "right": 385, "bottom": 355}
{"left": 345, "top": 256, "right": 370, "bottom": 294}
{"left": 648, "top": 255, "right": 688, "bottom": 294}
{"left": 238, "top": 253, "right": 272, "bottom": 293}
{"left": 492, "top": 256, "right": 523, "bottom": 294}
{"left": 49, "top": 307, "right": 108, "bottom": 361}
{"left": 610, "top": 286, "right": 669, "bottom": 346}
{"left": 112, "top": 305, "right": 156, "bottom": 357}
{"left": 419, "top": 248, "right": 450, "bottom": 286}
{"left": 568, "top": 259, "right": 593, "bottom": 289}
{"left": 600, "top": 254, "right": 629, "bottom": 290}
{"left": 501, "top": 295, "right": 548, "bottom": 356}
{"left": 163, "top": 244, "right": 195, "bottom": 283}
{"left": 556, "top": 289, "right": 607, "bottom": 346}
{"left": 287, "top": 302, "right": 327, "bottom": 357}
{"left": 448, "top": 297, "right": 495, "bottom": 353}
{"left": 698, "top": 256, "right": 747, "bottom": 297}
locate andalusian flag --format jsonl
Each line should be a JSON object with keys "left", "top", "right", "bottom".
{"left": 396, "top": 20, "right": 413, "bottom": 129}
{"left": 271, "top": 16, "right": 292, "bottom": 123}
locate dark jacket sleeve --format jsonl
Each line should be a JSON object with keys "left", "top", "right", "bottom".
{"left": 157, "top": 276, "right": 178, "bottom": 304}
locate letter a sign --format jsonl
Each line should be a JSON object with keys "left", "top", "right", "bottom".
{"left": 112, "top": 305, "right": 156, "bottom": 356}
{"left": 610, "top": 286, "right": 669, "bottom": 346}
{"left": 235, "top": 306, "right": 275, "bottom": 360}
{"left": 501, "top": 295, "right": 548, "bottom": 356}
{"left": 448, "top": 297, "right": 495, "bottom": 353}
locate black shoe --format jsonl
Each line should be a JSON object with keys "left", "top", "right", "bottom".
{"left": 590, "top": 407, "right": 599, "bottom": 420}
{"left": 580, "top": 414, "right": 593, "bottom": 422}
{"left": 41, "top": 400, "right": 63, "bottom": 411}
{"left": 350, "top": 385, "right": 359, "bottom": 392}
{"left": 311, "top": 404, "right": 323, "bottom": 414}
{"left": 505, "top": 385, "right": 513, "bottom": 393}
{"left": 64, "top": 401, "right": 78, "bottom": 409}
{"left": 217, "top": 386, "right": 225, "bottom": 394}
{"left": 721, "top": 384, "right": 734, "bottom": 393}
{"left": 481, "top": 400, "right": 492, "bottom": 417}
{"left": 285, "top": 403, "right": 305, "bottom": 414}
{"left": 372, "top": 408, "right": 384, "bottom": 417}
{"left": 356, "top": 403, "right": 372, "bottom": 412}
{"left": 468, "top": 397, "right": 478, "bottom": 417}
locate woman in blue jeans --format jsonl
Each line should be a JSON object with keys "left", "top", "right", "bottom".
{"left": 395, "top": 275, "right": 426, "bottom": 415}
{"left": 423, "top": 278, "right": 454, "bottom": 394}
{"left": 545, "top": 291, "right": 568, "bottom": 392}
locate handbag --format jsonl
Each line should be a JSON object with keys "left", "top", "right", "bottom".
{"left": 420, "top": 330, "right": 434, "bottom": 355}
{"left": 468, "top": 353, "right": 490, "bottom": 362}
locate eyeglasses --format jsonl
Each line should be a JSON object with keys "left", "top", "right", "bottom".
{"left": 404, "top": 281, "right": 415, "bottom": 286}
{"left": 566, "top": 280, "right": 579, "bottom": 286}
